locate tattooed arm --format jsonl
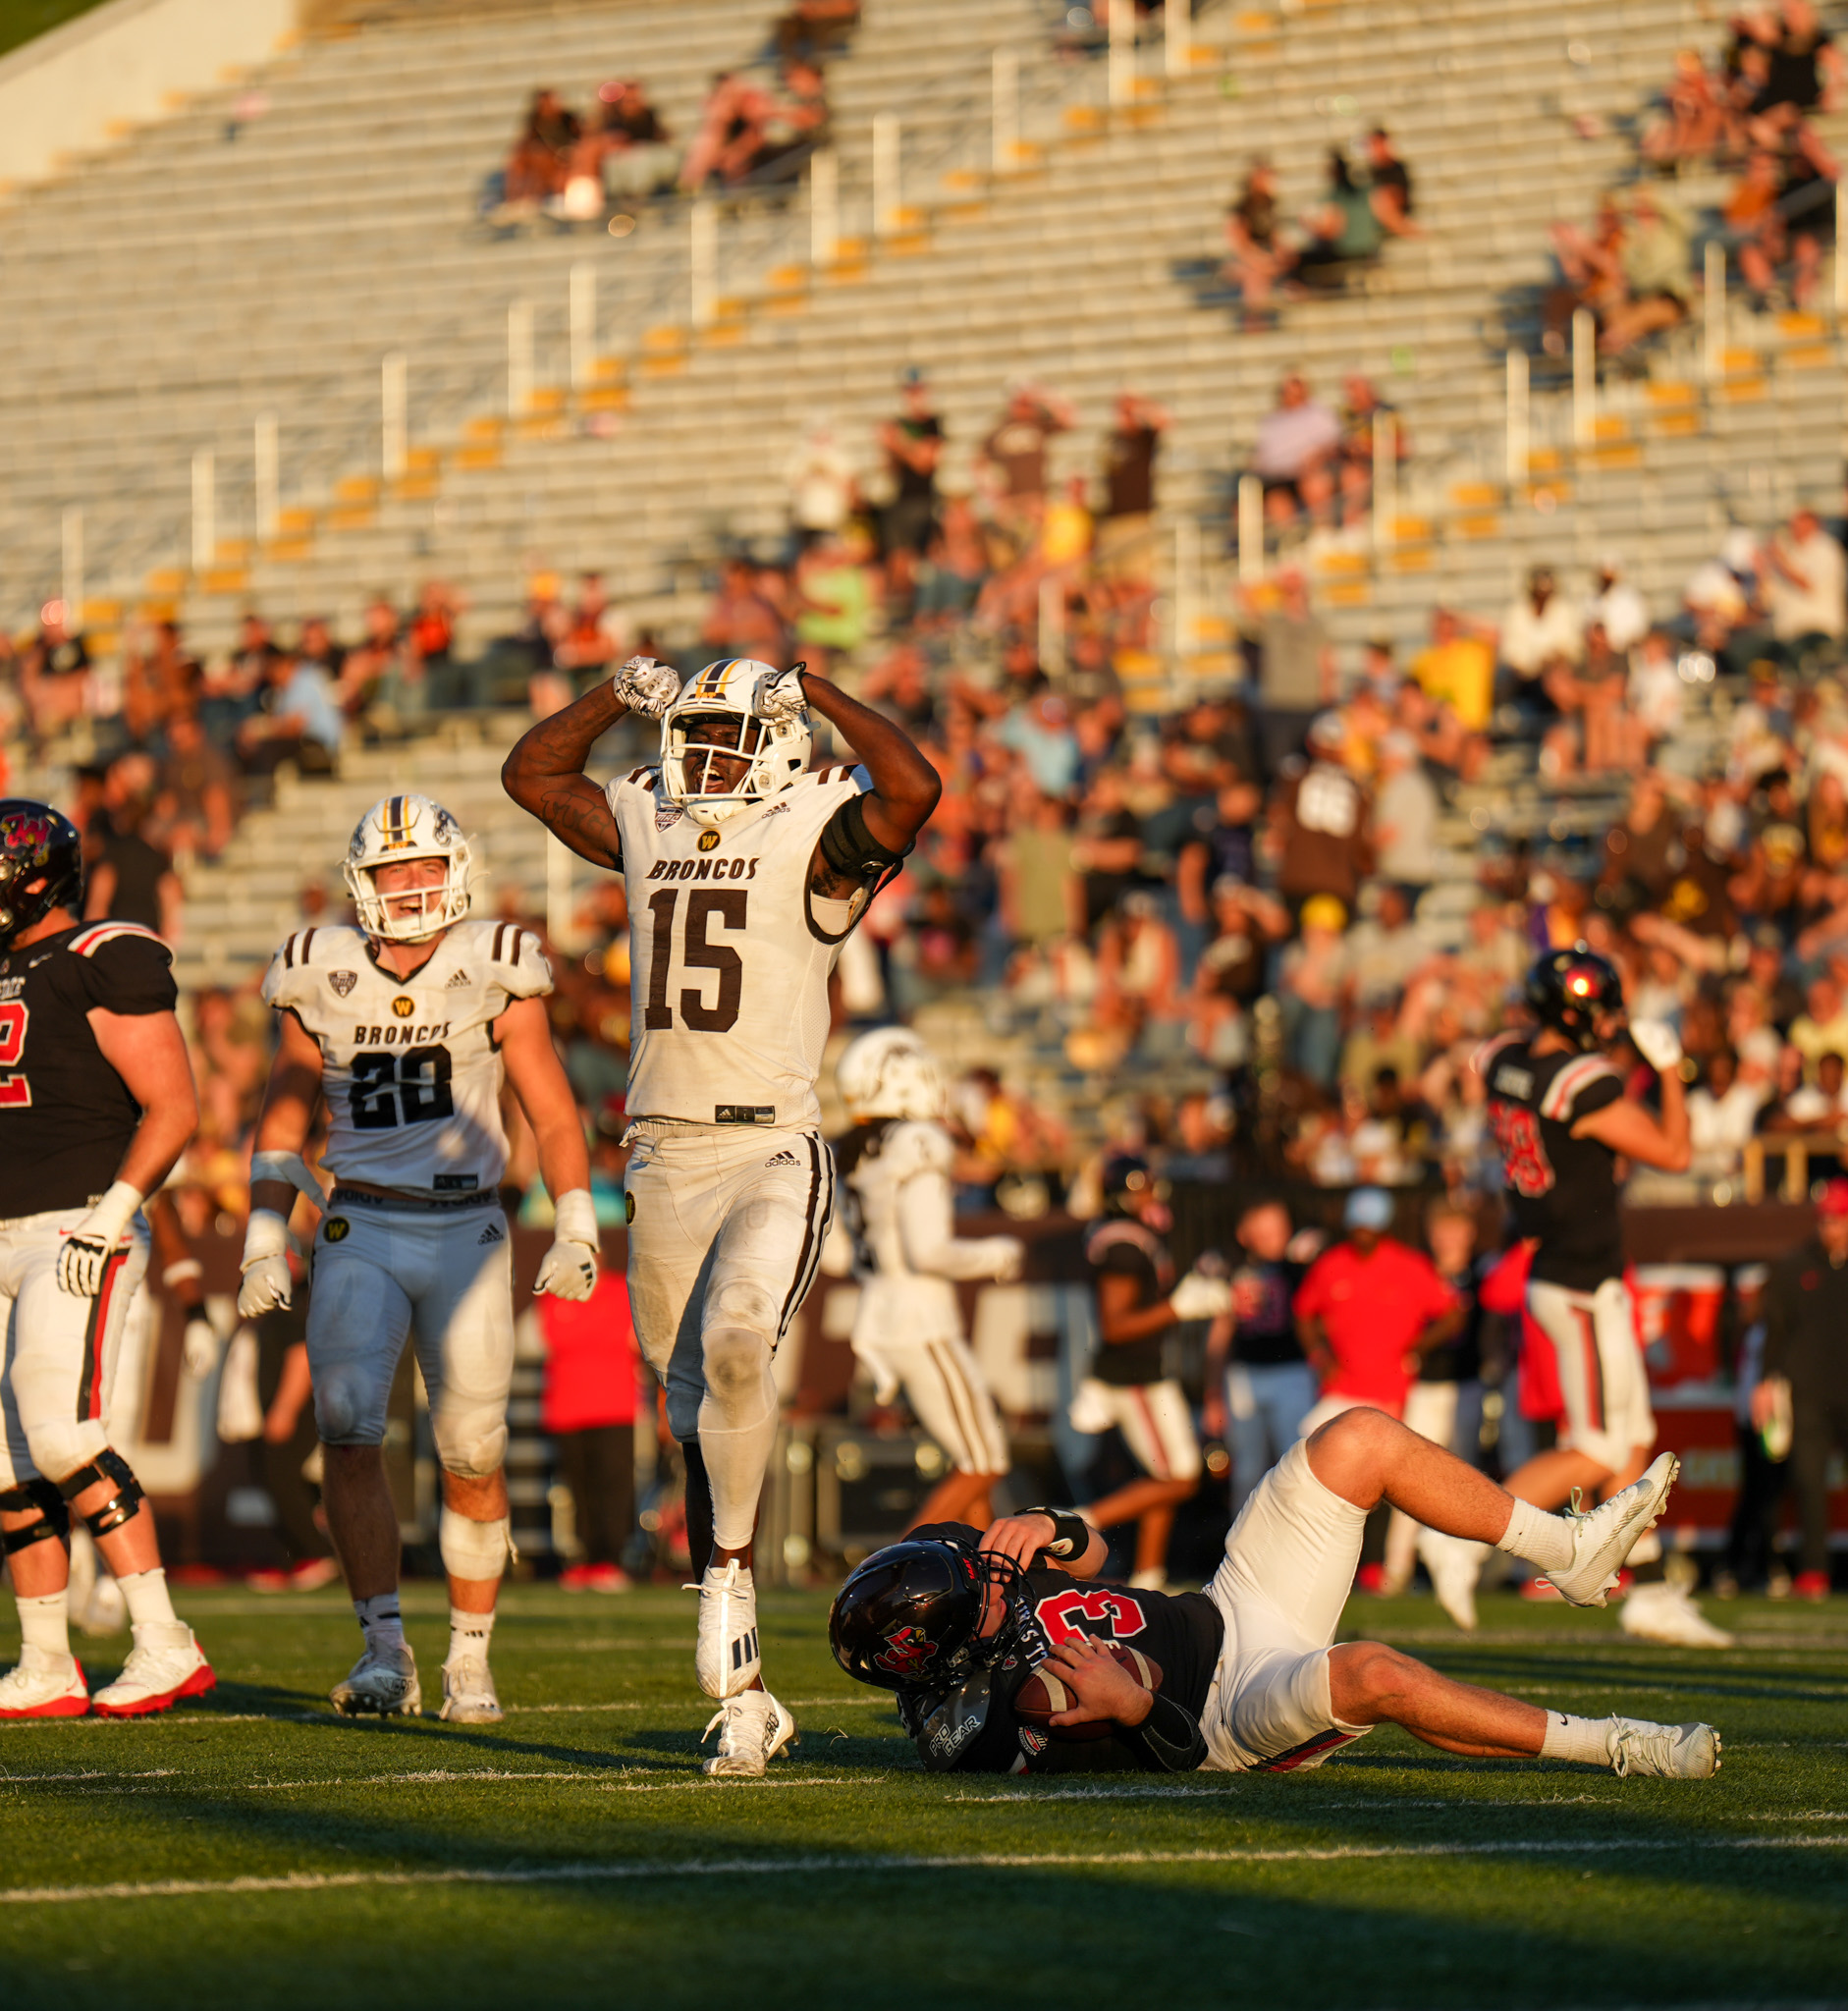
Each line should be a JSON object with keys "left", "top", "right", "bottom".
{"left": 501, "top": 683, "right": 628, "bottom": 869}
{"left": 799, "top": 672, "right": 942, "bottom": 897}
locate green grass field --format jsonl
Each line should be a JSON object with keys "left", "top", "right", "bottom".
{"left": 0, "top": 1584, "right": 1843, "bottom": 2009}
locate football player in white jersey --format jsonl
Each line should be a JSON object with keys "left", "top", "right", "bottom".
{"left": 239, "top": 794, "right": 600, "bottom": 1723}
{"left": 826, "top": 1027, "right": 1022, "bottom": 1530}
{"left": 503, "top": 653, "right": 941, "bottom": 1775}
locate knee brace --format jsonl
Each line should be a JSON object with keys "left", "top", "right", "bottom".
{"left": 439, "top": 1506, "right": 513, "bottom": 1582}
{"left": 431, "top": 1409, "right": 509, "bottom": 1481}
{"left": 55, "top": 1448, "right": 144, "bottom": 1540}
{"left": 0, "top": 1478, "right": 71, "bottom": 1556}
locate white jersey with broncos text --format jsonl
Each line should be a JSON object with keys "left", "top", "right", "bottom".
{"left": 261, "top": 918, "right": 553, "bottom": 1193}
{"left": 606, "top": 762, "right": 868, "bottom": 1129}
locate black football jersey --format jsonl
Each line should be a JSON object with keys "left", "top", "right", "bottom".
{"left": 1478, "top": 1034, "right": 1625, "bottom": 1290}
{"left": 0, "top": 921, "right": 178, "bottom": 1217}
{"left": 901, "top": 1521, "right": 1223, "bottom": 1774}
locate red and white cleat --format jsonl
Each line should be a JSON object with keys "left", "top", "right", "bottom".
{"left": 90, "top": 1622, "right": 215, "bottom": 1718}
{"left": 0, "top": 1646, "right": 89, "bottom": 1718}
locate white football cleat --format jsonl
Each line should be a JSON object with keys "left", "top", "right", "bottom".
{"left": 701, "top": 1688, "right": 797, "bottom": 1777}
{"left": 693, "top": 1559, "right": 760, "bottom": 1699}
{"left": 1608, "top": 1717, "right": 1721, "bottom": 1779}
{"left": 0, "top": 1646, "right": 89, "bottom": 1718}
{"left": 1422, "top": 1532, "right": 1486, "bottom": 1633}
{"left": 1619, "top": 1581, "right": 1736, "bottom": 1650}
{"left": 90, "top": 1622, "right": 215, "bottom": 1718}
{"left": 1546, "top": 1453, "right": 1679, "bottom": 1607}
{"left": 330, "top": 1641, "right": 421, "bottom": 1717}
{"left": 439, "top": 1654, "right": 503, "bottom": 1724}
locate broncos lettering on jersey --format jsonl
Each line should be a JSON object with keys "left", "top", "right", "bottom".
{"left": 1478, "top": 1033, "right": 1626, "bottom": 1290}
{"left": 0, "top": 921, "right": 177, "bottom": 1217}
{"left": 261, "top": 919, "right": 551, "bottom": 1194}
{"left": 605, "top": 762, "right": 869, "bottom": 1129}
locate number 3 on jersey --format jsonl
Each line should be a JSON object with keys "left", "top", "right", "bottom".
{"left": 643, "top": 888, "right": 747, "bottom": 1033}
{"left": 0, "top": 1001, "right": 29, "bottom": 1107}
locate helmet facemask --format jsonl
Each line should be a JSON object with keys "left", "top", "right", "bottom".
{"left": 660, "top": 663, "right": 813, "bottom": 829}
{"left": 344, "top": 795, "right": 473, "bottom": 944}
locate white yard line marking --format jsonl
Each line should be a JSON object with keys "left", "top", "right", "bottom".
{"left": 5, "top": 1835, "right": 1847, "bottom": 1905}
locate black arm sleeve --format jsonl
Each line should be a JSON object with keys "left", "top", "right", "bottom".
{"left": 1115, "top": 1692, "right": 1209, "bottom": 1773}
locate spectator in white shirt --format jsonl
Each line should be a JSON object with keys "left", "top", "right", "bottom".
{"left": 1585, "top": 555, "right": 1650, "bottom": 653}
{"left": 1687, "top": 1047, "right": 1769, "bottom": 1177}
{"left": 785, "top": 413, "right": 856, "bottom": 551}
{"left": 1763, "top": 506, "right": 1846, "bottom": 652}
{"left": 1253, "top": 373, "right": 1341, "bottom": 530}
{"left": 1496, "top": 565, "right": 1584, "bottom": 704}
{"left": 1372, "top": 732, "right": 1439, "bottom": 898}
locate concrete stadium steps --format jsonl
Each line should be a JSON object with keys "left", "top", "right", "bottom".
{"left": 0, "top": 0, "right": 1051, "bottom": 623}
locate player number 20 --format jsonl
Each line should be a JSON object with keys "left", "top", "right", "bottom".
{"left": 643, "top": 888, "right": 747, "bottom": 1034}
{"left": 349, "top": 1044, "right": 456, "bottom": 1129}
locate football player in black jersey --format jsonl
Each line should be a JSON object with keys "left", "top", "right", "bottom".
{"left": 1475, "top": 948, "right": 1729, "bottom": 1647}
{"left": 832, "top": 1399, "right": 1719, "bottom": 1780}
{"left": 1478, "top": 949, "right": 1689, "bottom": 1505}
{"left": 0, "top": 802, "right": 213, "bottom": 1718}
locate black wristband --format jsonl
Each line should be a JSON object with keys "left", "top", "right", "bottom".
{"left": 1019, "top": 1507, "right": 1090, "bottom": 1559}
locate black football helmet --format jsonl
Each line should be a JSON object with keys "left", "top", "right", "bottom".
{"left": 1525, "top": 944, "right": 1623, "bottom": 1053}
{"left": 0, "top": 801, "right": 82, "bottom": 951}
{"left": 829, "top": 1536, "right": 1032, "bottom": 1694}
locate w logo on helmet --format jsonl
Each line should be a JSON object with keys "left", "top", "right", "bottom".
{"left": 872, "top": 1625, "right": 940, "bottom": 1678}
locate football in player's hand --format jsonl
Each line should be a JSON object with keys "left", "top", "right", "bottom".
{"left": 1014, "top": 1645, "right": 1163, "bottom": 1742}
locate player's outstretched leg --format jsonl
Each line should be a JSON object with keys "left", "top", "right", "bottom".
{"left": 0, "top": 1480, "right": 89, "bottom": 1718}
{"left": 1306, "top": 1406, "right": 1677, "bottom": 1609}
{"left": 1327, "top": 1639, "right": 1720, "bottom": 1777}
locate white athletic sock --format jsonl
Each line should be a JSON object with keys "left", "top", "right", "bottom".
{"left": 1540, "top": 1711, "right": 1619, "bottom": 1766}
{"left": 117, "top": 1567, "right": 178, "bottom": 1629}
{"left": 353, "top": 1591, "right": 406, "bottom": 1656}
{"left": 1496, "top": 1497, "right": 1574, "bottom": 1573}
{"left": 448, "top": 1605, "right": 496, "bottom": 1665}
{"left": 696, "top": 1336, "right": 781, "bottom": 1552}
{"left": 17, "top": 1589, "right": 72, "bottom": 1662}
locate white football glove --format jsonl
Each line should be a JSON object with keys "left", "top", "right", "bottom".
{"left": 182, "top": 1316, "right": 221, "bottom": 1380}
{"left": 533, "top": 1189, "right": 600, "bottom": 1303}
{"left": 57, "top": 1181, "right": 143, "bottom": 1297}
{"left": 1170, "top": 1271, "right": 1234, "bottom": 1323}
{"left": 755, "top": 665, "right": 809, "bottom": 724}
{"left": 990, "top": 1236, "right": 1025, "bottom": 1283}
{"left": 611, "top": 654, "right": 681, "bottom": 720}
{"left": 1629, "top": 1018, "right": 1683, "bottom": 1074}
{"left": 238, "top": 1208, "right": 294, "bottom": 1319}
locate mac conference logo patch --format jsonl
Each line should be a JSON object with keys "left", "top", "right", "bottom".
{"left": 697, "top": 830, "right": 720, "bottom": 852}
{"left": 392, "top": 997, "right": 414, "bottom": 1018}
{"left": 330, "top": 970, "right": 358, "bottom": 998}
{"left": 324, "top": 1217, "right": 351, "bottom": 1243}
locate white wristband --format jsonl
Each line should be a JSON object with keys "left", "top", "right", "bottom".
{"left": 251, "top": 1150, "right": 324, "bottom": 1208}
{"left": 88, "top": 1179, "right": 144, "bottom": 1247}
{"left": 241, "top": 1207, "right": 290, "bottom": 1273}
{"left": 553, "top": 1188, "right": 599, "bottom": 1248}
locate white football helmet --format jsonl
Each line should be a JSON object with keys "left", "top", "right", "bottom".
{"left": 837, "top": 1027, "right": 946, "bottom": 1123}
{"left": 661, "top": 657, "right": 812, "bottom": 829}
{"left": 343, "top": 792, "right": 473, "bottom": 943}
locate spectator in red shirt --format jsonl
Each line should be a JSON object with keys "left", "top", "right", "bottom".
{"left": 1293, "top": 1187, "right": 1461, "bottom": 1431}
{"left": 538, "top": 1269, "right": 639, "bottom": 1591}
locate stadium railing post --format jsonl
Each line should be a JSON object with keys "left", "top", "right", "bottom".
{"left": 381, "top": 352, "right": 408, "bottom": 483}
{"left": 1505, "top": 349, "right": 1528, "bottom": 492}
{"left": 1572, "top": 307, "right": 1596, "bottom": 449}
{"left": 61, "top": 504, "right": 82, "bottom": 626}
{"left": 190, "top": 448, "right": 215, "bottom": 574}
{"left": 254, "top": 413, "right": 279, "bottom": 543}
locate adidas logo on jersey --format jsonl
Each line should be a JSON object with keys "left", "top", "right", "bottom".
{"left": 764, "top": 1149, "right": 799, "bottom": 1168}
{"left": 446, "top": 967, "right": 472, "bottom": 987}
{"left": 765, "top": 800, "right": 791, "bottom": 814}
{"left": 477, "top": 1221, "right": 505, "bottom": 1245}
